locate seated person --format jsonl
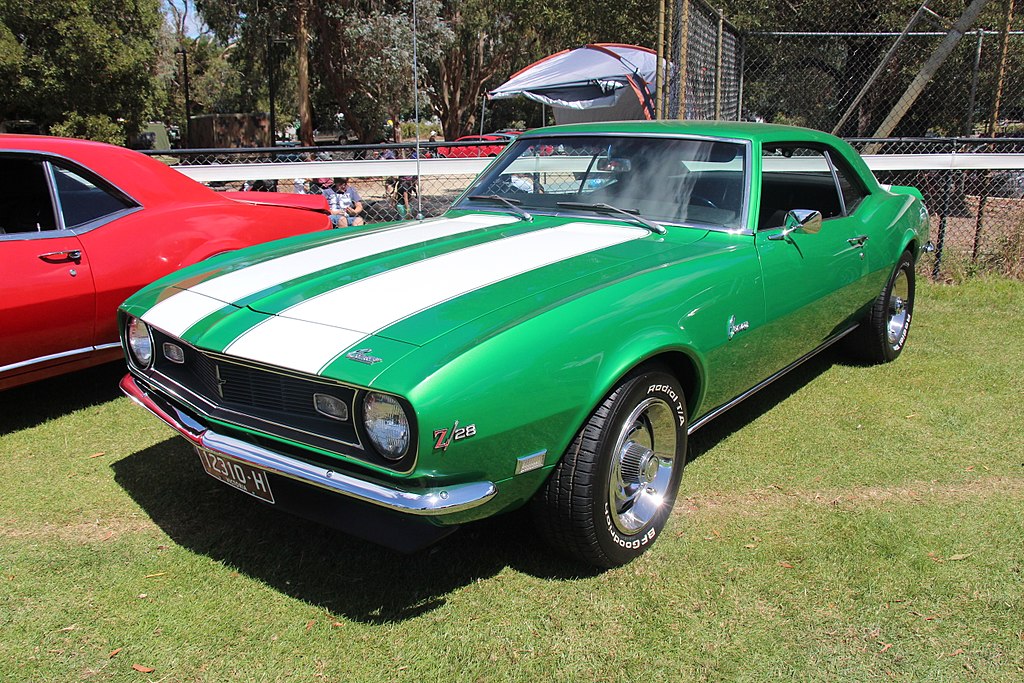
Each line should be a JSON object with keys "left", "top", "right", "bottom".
{"left": 321, "top": 177, "right": 365, "bottom": 227}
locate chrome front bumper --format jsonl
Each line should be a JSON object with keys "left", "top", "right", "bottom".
{"left": 120, "top": 374, "right": 498, "bottom": 517}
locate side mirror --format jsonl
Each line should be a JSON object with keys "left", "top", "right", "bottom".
{"left": 768, "top": 209, "right": 822, "bottom": 241}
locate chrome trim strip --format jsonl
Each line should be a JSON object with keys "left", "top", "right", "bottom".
{"left": 688, "top": 325, "right": 859, "bottom": 434}
{"left": 120, "top": 374, "right": 496, "bottom": 516}
{"left": 1, "top": 345, "right": 97, "bottom": 373}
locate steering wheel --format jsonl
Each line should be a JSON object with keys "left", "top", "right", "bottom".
{"left": 689, "top": 194, "right": 718, "bottom": 209}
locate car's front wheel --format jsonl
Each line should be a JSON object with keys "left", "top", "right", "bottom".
{"left": 531, "top": 368, "right": 687, "bottom": 568}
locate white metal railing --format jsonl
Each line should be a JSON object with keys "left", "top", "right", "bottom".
{"left": 170, "top": 154, "right": 1024, "bottom": 184}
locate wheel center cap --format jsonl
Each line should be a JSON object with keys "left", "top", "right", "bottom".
{"left": 641, "top": 455, "right": 659, "bottom": 483}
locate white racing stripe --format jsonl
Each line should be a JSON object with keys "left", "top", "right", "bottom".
{"left": 141, "top": 214, "right": 517, "bottom": 337}
{"left": 225, "top": 222, "right": 647, "bottom": 374}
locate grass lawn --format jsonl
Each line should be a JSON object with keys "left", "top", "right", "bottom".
{"left": 1, "top": 277, "right": 1022, "bottom": 682}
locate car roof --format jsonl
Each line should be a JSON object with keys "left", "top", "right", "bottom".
{"left": 518, "top": 120, "right": 847, "bottom": 145}
{"left": 0, "top": 134, "right": 218, "bottom": 206}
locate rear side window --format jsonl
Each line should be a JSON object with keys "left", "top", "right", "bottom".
{"left": 0, "top": 157, "right": 57, "bottom": 233}
{"left": 828, "top": 153, "right": 869, "bottom": 214}
{"left": 52, "top": 164, "right": 134, "bottom": 229}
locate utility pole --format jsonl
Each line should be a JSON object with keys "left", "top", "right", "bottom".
{"left": 175, "top": 47, "right": 192, "bottom": 147}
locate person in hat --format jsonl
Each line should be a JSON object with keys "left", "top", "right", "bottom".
{"left": 323, "top": 177, "right": 364, "bottom": 227}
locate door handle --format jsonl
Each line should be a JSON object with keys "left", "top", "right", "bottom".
{"left": 847, "top": 235, "right": 869, "bottom": 247}
{"left": 39, "top": 249, "right": 82, "bottom": 263}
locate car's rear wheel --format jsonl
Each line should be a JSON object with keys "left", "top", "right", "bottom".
{"left": 531, "top": 369, "right": 687, "bottom": 568}
{"left": 849, "top": 250, "right": 915, "bottom": 364}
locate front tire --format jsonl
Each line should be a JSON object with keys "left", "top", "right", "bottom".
{"left": 849, "top": 250, "right": 915, "bottom": 364}
{"left": 531, "top": 369, "right": 687, "bottom": 568}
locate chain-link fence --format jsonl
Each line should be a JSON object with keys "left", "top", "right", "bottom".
{"left": 853, "top": 137, "right": 1024, "bottom": 280}
{"left": 658, "top": 0, "right": 742, "bottom": 120}
{"left": 742, "top": 30, "right": 1024, "bottom": 138}
{"left": 149, "top": 141, "right": 500, "bottom": 224}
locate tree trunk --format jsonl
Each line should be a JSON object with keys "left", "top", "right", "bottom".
{"left": 296, "top": 0, "right": 313, "bottom": 147}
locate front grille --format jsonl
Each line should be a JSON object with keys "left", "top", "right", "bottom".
{"left": 151, "top": 329, "right": 361, "bottom": 451}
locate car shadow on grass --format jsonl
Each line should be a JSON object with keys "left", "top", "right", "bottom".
{"left": 686, "top": 345, "right": 841, "bottom": 463}
{"left": 112, "top": 438, "right": 598, "bottom": 624}
{"left": 0, "top": 362, "right": 126, "bottom": 435}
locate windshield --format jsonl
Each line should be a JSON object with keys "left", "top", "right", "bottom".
{"left": 457, "top": 135, "right": 748, "bottom": 230}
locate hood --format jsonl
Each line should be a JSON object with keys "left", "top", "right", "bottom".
{"left": 137, "top": 212, "right": 707, "bottom": 377}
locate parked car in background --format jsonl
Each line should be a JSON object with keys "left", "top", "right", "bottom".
{"left": 0, "top": 135, "right": 332, "bottom": 390}
{"left": 119, "top": 122, "right": 929, "bottom": 567}
{"left": 438, "top": 134, "right": 509, "bottom": 158}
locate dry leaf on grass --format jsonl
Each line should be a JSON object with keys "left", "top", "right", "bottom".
{"left": 131, "top": 664, "right": 155, "bottom": 673}
{"left": 88, "top": 452, "right": 106, "bottom": 458}
{"left": 108, "top": 648, "right": 122, "bottom": 658}
{"left": 779, "top": 561, "right": 795, "bottom": 569}
{"left": 305, "top": 620, "right": 316, "bottom": 630}
{"left": 948, "top": 553, "right": 974, "bottom": 561}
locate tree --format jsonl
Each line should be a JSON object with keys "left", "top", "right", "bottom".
{"left": 0, "top": 0, "right": 164, "bottom": 142}
{"left": 310, "top": 0, "right": 450, "bottom": 143}
{"left": 416, "top": 0, "right": 560, "bottom": 139}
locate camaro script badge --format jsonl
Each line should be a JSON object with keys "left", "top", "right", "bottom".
{"left": 346, "top": 348, "right": 383, "bottom": 365}
{"left": 727, "top": 315, "right": 750, "bottom": 340}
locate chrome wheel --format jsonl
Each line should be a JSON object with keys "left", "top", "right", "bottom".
{"left": 887, "top": 267, "right": 910, "bottom": 348}
{"left": 607, "top": 397, "right": 678, "bottom": 535}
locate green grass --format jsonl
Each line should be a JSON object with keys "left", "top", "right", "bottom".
{"left": 2, "top": 277, "right": 1022, "bottom": 681}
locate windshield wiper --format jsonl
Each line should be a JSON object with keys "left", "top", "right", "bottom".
{"left": 468, "top": 194, "right": 533, "bottom": 222}
{"left": 556, "top": 201, "right": 666, "bottom": 235}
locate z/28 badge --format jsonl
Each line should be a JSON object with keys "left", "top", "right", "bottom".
{"left": 433, "top": 421, "right": 477, "bottom": 451}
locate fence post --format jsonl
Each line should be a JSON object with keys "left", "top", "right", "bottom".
{"left": 737, "top": 35, "right": 745, "bottom": 121}
{"left": 965, "top": 30, "right": 984, "bottom": 136}
{"left": 657, "top": 0, "right": 666, "bottom": 120}
{"left": 973, "top": 174, "right": 991, "bottom": 262}
{"left": 715, "top": 7, "right": 724, "bottom": 120}
{"left": 932, "top": 166, "right": 952, "bottom": 280}
{"left": 676, "top": 0, "right": 690, "bottom": 119}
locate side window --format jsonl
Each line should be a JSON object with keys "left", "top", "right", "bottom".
{"left": 0, "top": 157, "right": 58, "bottom": 234}
{"left": 52, "top": 164, "right": 134, "bottom": 229}
{"left": 827, "top": 152, "right": 869, "bottom": 214}
{"left": 759, "top": 145, "right": 842, "bottom": 229}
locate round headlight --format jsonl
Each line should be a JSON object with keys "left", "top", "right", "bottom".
{"left": 126, "top": 317, "right": 154, "bottom": 368}
{"left": 362, "top": 392, "right": 411, "bottom": 460}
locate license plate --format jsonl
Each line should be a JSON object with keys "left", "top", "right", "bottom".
{"left": 196, "top": 447, "right": 275, "bottom": 504}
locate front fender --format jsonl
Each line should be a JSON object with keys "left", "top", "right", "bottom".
{"left": 377, "top": 232, "right": 764, "bottom": 492}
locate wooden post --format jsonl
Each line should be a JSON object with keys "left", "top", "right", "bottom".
{"left": 657, "top": 0, "right": 665, "bottom": 119}
{"left": 988, "top": 0, "right": 1016, "bottom": 135}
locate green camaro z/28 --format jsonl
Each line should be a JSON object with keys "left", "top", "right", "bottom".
{"left": 119, "top": 122, "right": 930, "bottom": 567}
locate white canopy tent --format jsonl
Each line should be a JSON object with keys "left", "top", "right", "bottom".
{"left": 487, "top": 44, "right": 659, "bottom": 124}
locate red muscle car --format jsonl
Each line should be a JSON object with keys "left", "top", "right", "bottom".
{"left": 438, "top": 135, "right": 509, "bottom": 158}
{"left": 0, "top": 134, "right": 331, "bottom": 390}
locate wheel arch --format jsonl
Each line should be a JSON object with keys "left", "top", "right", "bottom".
{"left": 591, "top": 344, "right": 707, "bottom": 430}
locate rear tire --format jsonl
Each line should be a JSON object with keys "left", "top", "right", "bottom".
{"left": 531, "top": 369, "right": 687, "bottom": 568}
{"left": 849, "top": 250, "right": 915, "bottom": 364}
